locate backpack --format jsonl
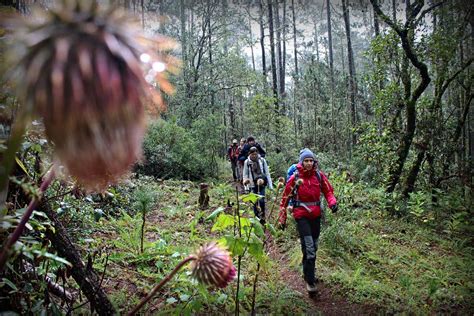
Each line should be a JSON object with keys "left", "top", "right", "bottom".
{"left": 247, "top": 158, "right": 268, "bottom": 186}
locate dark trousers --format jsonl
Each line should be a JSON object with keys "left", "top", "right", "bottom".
{"left": 231, "top": 160, "right": 238, "bottom": 180}
{"left": 295, "top": 217, "right": 321, "bottom": 285}
{"left": 252, "top": 186, "right": 266, "bottom": 220}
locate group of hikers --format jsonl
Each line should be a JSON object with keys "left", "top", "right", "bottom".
{"left": 227, "top": 137, "right": 338, "bottom": 295}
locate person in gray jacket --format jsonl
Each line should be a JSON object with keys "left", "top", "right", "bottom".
{"left": 243, "top": 147, "right": 273, "bottom": 224}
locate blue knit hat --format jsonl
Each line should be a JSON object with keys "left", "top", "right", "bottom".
{"left": 299, "top": 148, "right": 315, "bottom": 163}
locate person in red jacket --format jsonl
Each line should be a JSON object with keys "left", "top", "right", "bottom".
{"left": 278, "top": 148, "right": 338, "bottom": 294}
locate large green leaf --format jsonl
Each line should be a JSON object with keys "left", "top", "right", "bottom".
{"left": 223, "top": 235, "right": 246, "bottom": 256}
{"left": 205, "top": 207, "right": 225, "bottom": 222}
{"left": 241, "top": 193, "right": 262, "bottom": 204}
{"left": 211, "top": 214, "right": 235, "bottom": 232}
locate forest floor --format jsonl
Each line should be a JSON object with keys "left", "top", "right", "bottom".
{"left": 83, "top": 177, "right": 472, "bottom": 314}
{"left": 230, "top": 181, "right": 378, "bottom": 315}
{"left": 266, "top": 237, "right": 377, "bottom": 315}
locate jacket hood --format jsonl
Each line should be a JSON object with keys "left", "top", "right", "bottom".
{"left": 296, "top": 162, "right": 316, "bottom": 177}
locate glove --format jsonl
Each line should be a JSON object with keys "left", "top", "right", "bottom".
{"left": 330, "top": 204, "right": 338, "bottom": 213}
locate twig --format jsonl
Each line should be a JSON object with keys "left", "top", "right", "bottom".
{"left": 127, "top": 256, "right": 196, "bottom": 316}
{"left": 0, "top": 167, "right": 55, "bottom": 272}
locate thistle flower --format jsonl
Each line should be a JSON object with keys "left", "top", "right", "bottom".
{"left": 6, "top": 0, "right": 178, "bottom": 190}
{"left": 276, "top": 177, "right": 285, "bottom": 190}
{"left": 190, "top": 242, "right": 236, "bottom": 288}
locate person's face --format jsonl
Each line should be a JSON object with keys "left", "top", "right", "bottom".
{"left": 303, "top": 158, "right": 314, "bottom": 170}
{"left": 240, "top": 140, "right": 245, "bottom": 146}
{"left": 249, "top": 140, "right": 255, "bottom": 146}
{"left": 249, "top": 152, "right": 258, "bottom": 160}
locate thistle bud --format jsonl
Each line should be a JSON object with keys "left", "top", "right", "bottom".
{"left": 6, "top": 0, "right": 177, "bottom": 190}
{"left": 276, "top": 177, "right": 285, "bottom": 189}
{"left": 296, "top": 179, "right": 304, "bottom": 186}
{"left": 190, "top": 242, "right": 236, "bottom": 288}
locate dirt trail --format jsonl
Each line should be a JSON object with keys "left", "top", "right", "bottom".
{"left": 266, "top": 238, "right": 377, "bottom": 315}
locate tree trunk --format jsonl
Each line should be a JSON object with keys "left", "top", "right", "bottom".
{"left": 259, "top": 0, "right": 267, "bottom": 81}
{"left": 342, "top": 0, "right": 357, "bottom": 147}
{"left": 403, "top": 149, "right": 426, "bottom": 197}
{"left": 371, "top": 0, "right": 431, "bottom": 193}
{"left": 291, "top": 0, "right": 298, "bottom": 78}
{"left": 268, "top": 0, "right": 279, "bottom": 104}
{"left": 275, "top": 0, "right": 283, "bottom": 99}
{"left": 248, "top": 4, "right": 256, "bottom": 72}
{"left": 326, "top": 0, "right": 336, "bottom": 145}
{"left": 41, "top": 201, "right": 115, "bottom": 315}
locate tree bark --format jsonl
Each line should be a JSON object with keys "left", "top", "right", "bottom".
{"left": 403, "top": 149, "right": 426, "bottom": 197}
{"left": 259, "top": 0, "right": 267, "bottom": 81}
{"left": 267, "top": 0, "right": 279, "bottom": 104}
{"left": 326, "top": 0, "right": 336, "bottom": 144}
{"left": 291, "top": 0, "right": 298, "bottom": 78}
{"left": 342, "top": 0, "right": 357, "bottom": 148}
{"left": 41, "top": 201, "right": 115, "bottom": 315}
{"left": 371, "top": 0, "right": 431, "bottom": 194}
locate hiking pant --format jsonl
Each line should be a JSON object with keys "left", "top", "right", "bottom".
{"left": 252, "top": 186, "right": 266, "bottom": 220}
{"left": 231, "top": 160, "right": 238, "bottom": 181}
{"left": 295, "top": 216, "right": 321, "bottom": 286}
{"left": 238, "top": 161, "right": 244, "bottom": 181}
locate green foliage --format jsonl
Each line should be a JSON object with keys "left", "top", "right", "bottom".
{"left": 137, "top": 119, "right": 210, "bottom": 180}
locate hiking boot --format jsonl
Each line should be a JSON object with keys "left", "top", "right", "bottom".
{"left": 306, "top": 282, "right": 317, "bottom": 294}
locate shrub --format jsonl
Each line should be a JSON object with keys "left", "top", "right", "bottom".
{"left": 136, "top": 119, "right": 209, "bottom": 180}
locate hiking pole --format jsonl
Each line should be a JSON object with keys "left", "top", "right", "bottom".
{"left": 266, "top": 177, "right": 285, "bottom": 227}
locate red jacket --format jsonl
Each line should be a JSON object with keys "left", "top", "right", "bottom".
{"left": 279, "top": 163, "right": 336, "bottom": 223}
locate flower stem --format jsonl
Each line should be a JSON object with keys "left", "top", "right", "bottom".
{"left": 127, "top": 255, "right": 196, "bottom": 315}
{"left": 0, "top": 167, "right": 55, "bottom": 272}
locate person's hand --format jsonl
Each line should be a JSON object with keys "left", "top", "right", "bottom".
{"left": 287, "top": 206, "right": 294, "bottom": 213}
{"left": 243, "top": 179, "right": 250, "bottom": 185}
{"left": 257, "top": 178, "right": 264, "bottom": 186}
{"left": 330, "top": 204, "right": 338, "bottom": 213}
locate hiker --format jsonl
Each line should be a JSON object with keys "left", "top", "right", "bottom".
{"left": 238, "top": 136, "right": 266, "bottom": 163}
{"left": 243, "top": 147, "right": 273, "bottom": 224}
{"left": 237, "top": 138, "right": 246, "bottom": 182}
{"left": 227, "top": 139, "right": 240, "bottom": 181}
{"left": 278, "top": 148, "right": 338, "bottom": 294}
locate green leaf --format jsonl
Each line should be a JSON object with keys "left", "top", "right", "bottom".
{"left": 223, "top": 236, "right": 246, "bottom": 256}
{"left": 267, "top": 223, "right": 277, "bottom": 236}
{"left": 241, "top": 193, "right": 262, "bottom": 204}
{"left": 179, "top": 293, "right": 190, "bottom": 302}
{"left": 32, "top": 250, "right": 72, "bottom": 267}
{"left": 94, "top": 209, "right": 104, "bottom": 221}
{"left": 205, "top": 207, "right": 225, "bottom": 222}
{"left": 15, "top": 156, "right": 30, "bottom": 178}
{"left": 211, "top": 214, "right": 235, "bottom": 232}
{"left": 1, "top": 278, "right": 18, "bottom": 292}
{"left": 250, "top": 218, "right": 264, "bottom": 237}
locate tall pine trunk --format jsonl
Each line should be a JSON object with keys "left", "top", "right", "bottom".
{"left": 342, "top": 0, "right": 357, "bottom": 148}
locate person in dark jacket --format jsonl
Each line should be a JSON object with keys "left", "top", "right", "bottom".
{"left": 278, "top": 148, "right": 338, "bottom": 295}
{"left": 238, "top": 136, "right": 266, "bottom": 163}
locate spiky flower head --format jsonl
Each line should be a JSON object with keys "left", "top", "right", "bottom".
{"left": 190, "top": 242, "right": 236, "bottom": 288}
{"left": 276, "top": 176, "right": 285, "bottom": 189}
{"left": 5, "top": 0, "right": 178, "bottom": 190}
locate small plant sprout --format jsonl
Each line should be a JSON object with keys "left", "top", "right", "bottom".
{"left": 128, "top": 242, "right": 235, "bottom": 315}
